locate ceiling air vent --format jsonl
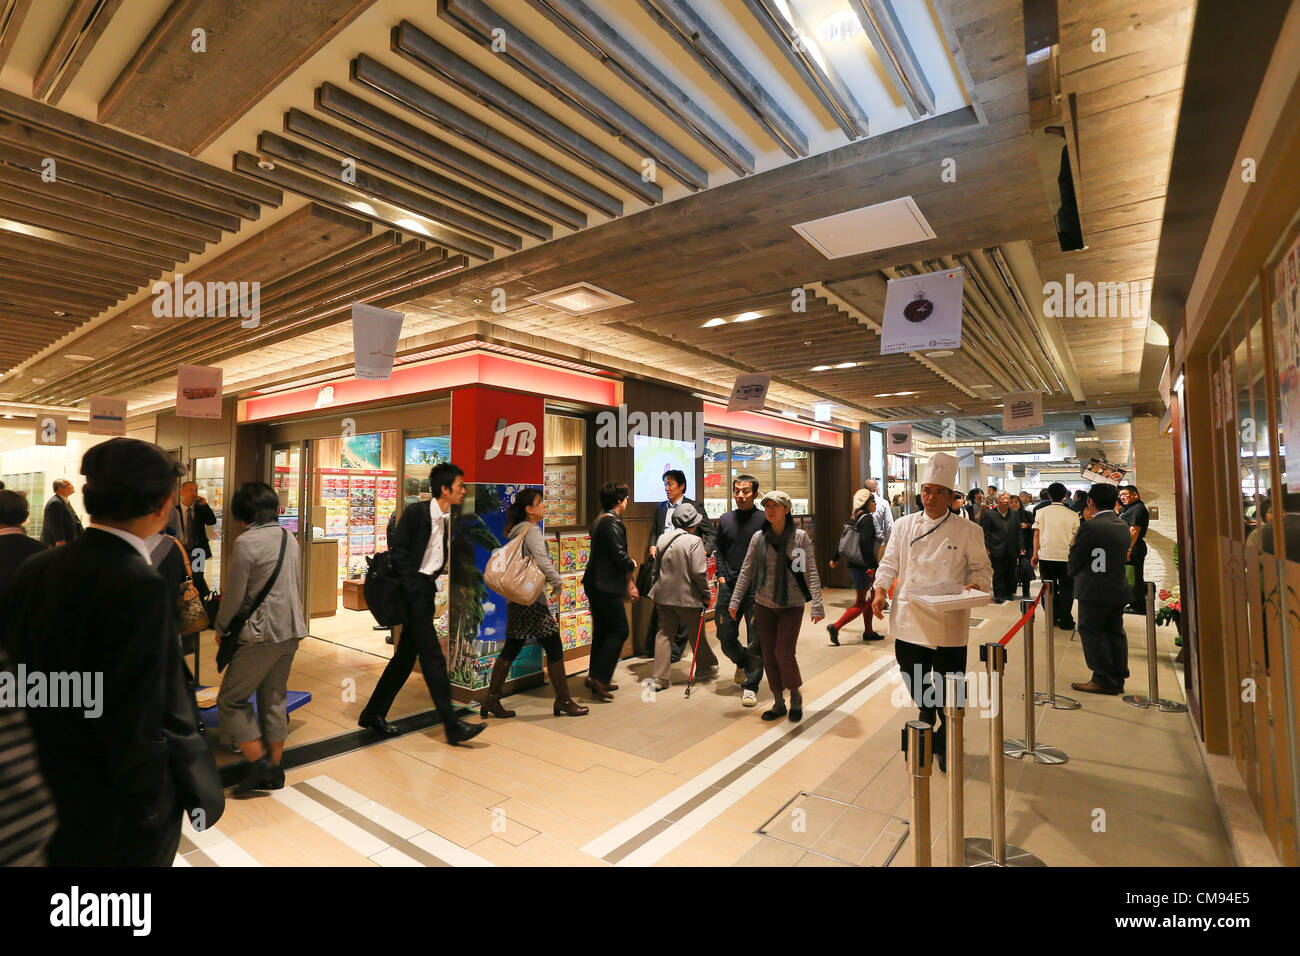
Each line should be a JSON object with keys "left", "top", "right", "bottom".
{"left": 526, "top": 282, "right": 632, "bottom": 315}
{"left": 792, "top": 196, "right": 936, "bottom": 259}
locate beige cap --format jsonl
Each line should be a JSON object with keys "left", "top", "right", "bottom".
{"left": 852, "top": 488, "right": 871, "bottom": 510}
{"left": 760, "top": 490, "right": 792, "bottom": 511}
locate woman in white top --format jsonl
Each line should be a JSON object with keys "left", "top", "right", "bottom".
{"left": 872, "top": 453, "right": 992, "bottom": 772}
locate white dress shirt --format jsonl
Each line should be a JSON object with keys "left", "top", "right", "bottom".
{"left": 87, "top": 523, "right": 153, "bottom": 565}
{"left": 1034, "top": 502, "right": 1080, "bottom": 561}
{"left": 874, "top": 509, "right": 994, "bottom": 649}
{"left": 418, "top": 498, "right": 450, "bottom": 576}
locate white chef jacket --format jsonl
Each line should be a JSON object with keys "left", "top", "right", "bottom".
{"left": 874, "top": 509, "right": 993, "bottom": 649}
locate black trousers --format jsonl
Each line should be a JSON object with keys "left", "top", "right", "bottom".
{"left": 1038, "top": 559, "right": 1075, "bottom": 626}
{"left": 894, "top": 640, "right": 968, "bottom": 756}
{"left": 1127, "top": 540, "right": 1148, "bottom": 610}
{"left": 990, "top": 553, "right": 1017, "bottom": 600}
{"left": 192, "top": 568, "right": 211, "bottom": 602}
{"left": 363, "top": 574, "right": 455, "bottom": 725}
{"left": 587, "top": 588, "right": 628, "bottom": 684}
{"left": 1078, "top": 599, "right": 1129, "bottom": 691}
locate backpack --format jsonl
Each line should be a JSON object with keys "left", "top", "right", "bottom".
{"left": 837, "top": 512, "right": 874, "bottom": 567}
{"left": 484, "top": 529, "right": 546, "bottom": 605}
{"left": 363, "top": 551, "right": 406, "bottom": 627}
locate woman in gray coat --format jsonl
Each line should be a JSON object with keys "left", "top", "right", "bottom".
{"left": 216, "top": 481, "right": 307, "bottom": 795}
{"left": 481, "top": 489, "right": 588, "bottom": 718}
{"left": 650, "top": 502, "right": 716, "bottom": 689}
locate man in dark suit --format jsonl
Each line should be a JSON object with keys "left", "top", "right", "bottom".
{"left": 356, "top": 462, "right": 484, "bottom": 747}
{"left": 644, "top": 469, "right": 715, "bottom": 659}
{"left": 980, "top": 491, "right": 1020, "bottom": 603}
{"left": 0, "top": 490, "right": 45, "bottom": 598}
{"left": 1067, "top": 483, "right": 1132, "bottom": 694}
{"left": 40, "top": 479, "right": 83, "bottom": 547}
{"left": 1, "top": 438, "right": 189, "bottom": 865}
{"left": 172, "top": 480, "right": 217, "bottom": 599}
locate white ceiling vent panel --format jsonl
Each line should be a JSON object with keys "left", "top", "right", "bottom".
{"left": 526, "top": 282, "right": 633, "bottom": 315}
{"left": 792, "top": 196, "right": 936, "bottom": 258}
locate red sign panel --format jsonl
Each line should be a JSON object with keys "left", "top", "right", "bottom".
{"left": 451, "top": 386, "right": 545, "bottom": 485}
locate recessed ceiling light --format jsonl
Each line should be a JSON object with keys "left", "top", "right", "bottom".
{"left": 131, "top": 324, "right": 151, "bottom": 331}
{"left": 875, "top": 392, "right": 894, "bottom": 397}
{"left": 1100, "top": 360, "right": 1108, "bottom": 365}
{"left": 65, "top": 354, "right": 94, "bottom": 362}
{"left": 993, "top": 403, "right": 1004, "bottom": 408}
{"left": 30, "top": 378, "right": 45, "bottom": 384}
{"left": 811, "top": 365, "right": 831, "bottom": 371}
{"left": 834, "top": 362, "right": 856, "bottom": 369}
{"left": 52, "top": 310, "right": 67, "bottom": 316}
{"left": 702, "top": 317, "right": 726, "bottom": 327}
{"left": 258, "top": 159, "right": 276, "bottom": 171}
{"left": 734, "top": 311, "right": 761, "bottom": 322}
{"left": 895, "top": 390, "right": 916, "bottom": 396}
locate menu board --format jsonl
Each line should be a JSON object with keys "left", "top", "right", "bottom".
{"left": 543, "top": 461, "right": 579, "bottom": 525}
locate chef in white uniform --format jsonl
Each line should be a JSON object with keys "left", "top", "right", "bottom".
{"left": 872, "top": 452, "right": 992, "bottom": 771}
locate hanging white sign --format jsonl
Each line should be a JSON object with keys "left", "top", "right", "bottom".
{"left": 886, "top": 423, "right": 913, "bottom": 454}
{"left": 352, "top": 303, "right": 405, "bottom": 381}
{"left": 176, "top": 365, "right": 223, "bottom": 419}
{"left": 879, "top": 267, "right": 964, "bottom": 355}
{"left": 88, "top": 397, "right": 127, "bottom": 436}
{"left": 1049, "top": 430, "right": 1076, "bottom": 459}
{"left": 727, "top": 372, "right": 771, "bottom": 412}
{"left": 1002, "top": 390, "right": 1043, "bottom": 430}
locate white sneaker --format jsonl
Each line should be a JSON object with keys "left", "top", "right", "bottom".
{"left": 742, "top": 689, "right": 758, "bottom": 707}
{"left": 733, "top": 665, "right": 746, "bottom": 685}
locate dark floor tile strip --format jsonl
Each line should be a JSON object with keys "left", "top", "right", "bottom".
{"left": 293, "top": 781, "right": 349, "bottom": 814}
{"left": 604, "top": 817, "right": 674, "bottom": 864}
{"left": 293, "top": 780, "right": 451, "bottom": 866}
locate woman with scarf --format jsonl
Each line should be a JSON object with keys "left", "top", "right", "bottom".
{"left": 730, "top": 490, "right": 824, "bottom": 722}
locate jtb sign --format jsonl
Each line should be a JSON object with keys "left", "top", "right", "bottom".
{"left": 451, "top": 386, "right": 545, "bottom": 484}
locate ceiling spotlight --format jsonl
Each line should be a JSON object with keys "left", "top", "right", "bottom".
{"left": 30, "top": 377, "right": 45, "bottom": 384}
{"left": 131, "top": 324, "right": 151, "bottom": 331}
{"left": 811, "top": 365, "right": 831, "bottom": 371}
{"left": 257, "top": 158, "right": 276, "bottom": 171}
{"left": 703, "top": 317, "right": 727, "bottom": 327}
{"left": 834, "top": 362, "right": 856, "bottom": 369}
{"left": 734, "top": 311, "right": 761, "bottom": 322}
{"left": 875, "top": 393, "right": 893, "bottom": 398}
{"left": 802, "top": 340, "right": 813, "bottom": 347}
{"left": 895, "top": 390, "right": 916, "bottom": 396}
{"left": 53, "top": 310, "right": 67, "bottom": 316}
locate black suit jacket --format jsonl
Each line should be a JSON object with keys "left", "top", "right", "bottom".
{"left": 1068, "top": 511, "right": 1131, "bottom": 606}
{"left": 0, "top": 529, "right": 178, "bottom": 865}
{"left": 584, "top": 512, "right": 636, "bottom": 595}
{"left": 0, "top": 533, "right": 45, "bottom": 599}
{"left": 389, "top": 499, "right": 450, "bottom": 581}
{"left": 172, "top": 502, "right": 217, "bottom": 559}
{"left": 40, "top": 494, "right": 82, "bottom": 547}
{"left": 652, "top": 497, "right": 716, "bottom": 554}
{"left": 981, "top": 507, "right": 1020, "bottom": 557}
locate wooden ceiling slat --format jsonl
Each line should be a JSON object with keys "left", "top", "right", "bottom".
{"left": 351, "top": 54, "right": 622, "bottom": 219}
{"left": 0, "top": 183, "right": 207, "bottom": 256}
{"left": 0, "top": 259, "right": 136, "bottom": 299}
{"left": 439, "top": 0, "right": 709, "bottom": 190}
{"left": 250, "top": 232, "right": 402, "bottom": 306}
{"left": 316, "top": 82, "right": 586, "bottom": 230}
{"left": 0, "top": 1, "right": 33, "bottom": 71}
{"left": 258, "top": 130, "right": 523, "bottom": 250}
{"left": 32, "top": 0, "right": 124, "bottom": 105}
{"left": 0, "top": 200, "right": 195, "bottom": 264}
{"left": 232, "top": 151, "right": 492, "bottom": 261}
{"left": 0, "top": 235, "right": 153, "bottom": 287}
{"left": 392, "top": 20, "right": 663, "bottom": 205}
{"left": 0, "top": 274, "right": 119, "bottom": 310}
{"left": 284, "top": 108, "right": 553, "bottom": 241}
{"left": 0, "top": 217, "right": 168, "bottom": 274}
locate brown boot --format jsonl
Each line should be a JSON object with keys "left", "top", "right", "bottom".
{"left": 480, "top": 654, "right": 516, "bottom": 718}
{"left": 549, "top": 661, "right": 589, "bottom": 716}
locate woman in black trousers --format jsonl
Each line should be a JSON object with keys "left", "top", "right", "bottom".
{"left": 582, "top": 481, "right": 637, "bottom": 701}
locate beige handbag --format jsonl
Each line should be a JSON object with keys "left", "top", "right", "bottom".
{"left": 174, "top": 538, "right": 210, "bottom": 635}
{"left": 484, "top": 530, "right": 546, "bottom": 604}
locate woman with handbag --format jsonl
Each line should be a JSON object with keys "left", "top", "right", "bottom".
{"left": 481, "top": 488, "right": 588, "bottom": 718}
{"left": 582, "top": 481, "right": 637, "bottom": 701}
{"left": 215, "top": 481, "right": 307, "bottom": 795}
{"left": 826, "top": 489, "right": 881, "bottom": 644}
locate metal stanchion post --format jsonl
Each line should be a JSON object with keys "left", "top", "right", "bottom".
{"left": 904, "top": 721, "right": 933, "bottom": 867}
{"left": 1124, "top": 581, "right": 1187, "bottom": 712}
{"left": 1005, "top": 599, "right": 1068, "bottom": 764}
{"left": 1035, "top": 580, "right": 1079, "bottom": 710}
{"left": 944, "top": 674, "right": 965, "bottom": 867}
{"left": 966, "top": 643, "right": 1044, "bottom": 866}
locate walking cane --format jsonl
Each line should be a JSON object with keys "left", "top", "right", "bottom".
{"left": 684, "top": 614, "right": 707, "bottom": 698}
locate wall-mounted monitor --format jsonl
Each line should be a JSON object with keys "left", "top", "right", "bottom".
{"left": 633, "top": 434, "right": 697, "bottom": 503}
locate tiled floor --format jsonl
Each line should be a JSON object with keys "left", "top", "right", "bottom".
{"left": 183, "top": 592, "right": 1232, "bottom": 866}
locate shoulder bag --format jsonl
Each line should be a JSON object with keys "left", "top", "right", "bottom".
{"left": 484, "top": 528, "right": 546, "bottom": 605}
{"left": 216, "top": 529, "right": 288, "bottom": 673}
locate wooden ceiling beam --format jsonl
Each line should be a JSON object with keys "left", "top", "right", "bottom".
{"left": 0, "top": 1, "right": 33, "bottom": 71}
{"left": 739, "top": 0, "right": 870, "bottom": 138}
{"left": 393, "top": 20, "right": 662, "bottom": 205}
{"left": 0, "top": 236, "right": 152, "bottom": 288}
{"left": 250, "top": 232, "right": 403, "bottom": 306}
{"left": 847, "top": 0, "right": 937, "bottom": 119}
{"left": 0, "top": 217, "right": 170, "bottom": 274}
{"left": 0, "top": 199, "right": 197, "bottom": 263}
{"left": 258, "top": 130, "right": 523, "bottom": 251}
{"left": 524, "top": 0, "right": 755, "bottom": 175}
{"left": 32, "top": 0, "right": 124, "bottom": 105}
{"left": 284, "top": 108, "right": 553, "bottom": 242}
{"left": 233, "top": 151, "right": 494, "bottom": 261}
{"left": 0, "top": 183, "right": 207, "bottom": 256}
{"left": 0, "top": 258, "right": 137, "bottom": 299}
{"left": 0, "top": 274, "right": 120, "bottom": 310}
{"left": 637, "top": 0, "right": 807, "bottom": 157}
{"left": 351, "top": 55, "right": 622, "bottom": 219}
{"left": 439, "top": 0, "right": 708, "bottom": 190}
{"left": 316, "top": 82, "right": 585, "bottom": 230}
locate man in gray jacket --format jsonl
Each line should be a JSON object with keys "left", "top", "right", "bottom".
{"left": 649, "top": 503, "right": 717, "bottom": 689}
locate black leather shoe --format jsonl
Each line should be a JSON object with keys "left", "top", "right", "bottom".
{"left": 358, "top": 713, "right": 401, "bottom": 737}
{"left": 936, "top": 753, "right": 947, "bottom": 773}
{"left": 445, "top": 718, "right": 486, "bottom": 746}
{"left": 827, "top": 623, "right": 840, "bottom": 645}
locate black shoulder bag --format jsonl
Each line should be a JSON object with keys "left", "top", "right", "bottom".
{"left": 216, "top": 529, "right": 288, "bottom": 673}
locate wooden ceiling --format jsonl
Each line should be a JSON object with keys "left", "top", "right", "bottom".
{"left": 0, "top": 0, "right": 1198, "bottom": 433}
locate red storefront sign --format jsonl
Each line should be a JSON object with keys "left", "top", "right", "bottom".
{"left": 451, "top": 386, "right": 545, "bottom": 485}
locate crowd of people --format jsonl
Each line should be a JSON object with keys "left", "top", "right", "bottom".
{"left": 0, "top": 435, "right": 1155, "bottom": 866}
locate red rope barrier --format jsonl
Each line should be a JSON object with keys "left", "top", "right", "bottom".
{"left": 997, "top": 588, "right": 1044, "bottom": 646}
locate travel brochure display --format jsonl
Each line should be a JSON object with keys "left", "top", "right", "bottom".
{"left": 319, "top": 467, "right": 397, "bottom": 585}
{"left": 543, "top": 461, "right": 579, "bottom": 525}
{"left": 546, "top": 530, "right": 593, "bottom": 652}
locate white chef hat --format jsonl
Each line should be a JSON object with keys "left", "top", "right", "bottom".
{"left": 921, "top": 452, "right": 959, "bottom": 492}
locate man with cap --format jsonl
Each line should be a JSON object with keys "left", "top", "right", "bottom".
{"left": 873, "top": 452, "right": 992, "bottom": 772}
{"left": 648, "top": 501, "right": 716, "bottom": 689}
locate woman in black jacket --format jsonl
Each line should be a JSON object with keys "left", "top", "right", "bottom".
{"left": 582, "top": 481, "right": 637, "bottom": 701}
